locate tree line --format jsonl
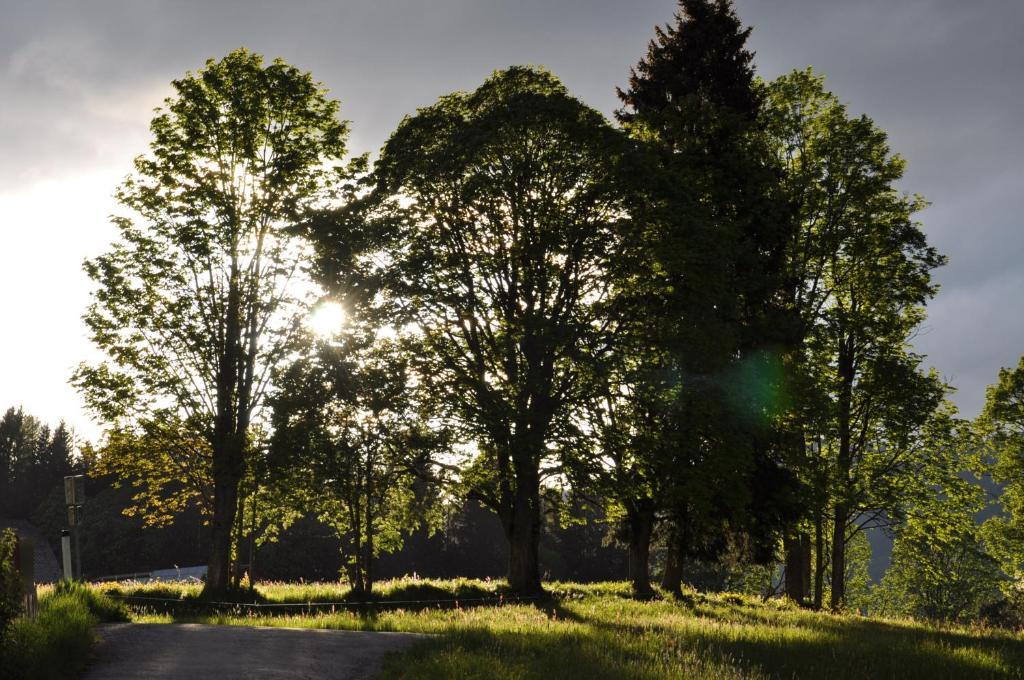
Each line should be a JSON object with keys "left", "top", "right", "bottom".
{"left": 65, "top": 0, "right": 1024, "bottom": 621}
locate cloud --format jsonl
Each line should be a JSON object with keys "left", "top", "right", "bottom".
{"left": 0, "top": 0, "right": 1021, "bottom": 437}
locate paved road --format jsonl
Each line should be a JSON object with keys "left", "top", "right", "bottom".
{"left": 81, "top": 623, "right": 429, "bottom": 680}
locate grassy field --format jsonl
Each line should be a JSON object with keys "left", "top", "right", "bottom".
{"left": 92, "top": 578, "right": 1024, "bottom": 679}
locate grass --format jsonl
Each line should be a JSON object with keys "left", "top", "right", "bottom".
{"left": 93, "top": 578, "right": 1024, "bottom": 679}
{"left": 0, "top": 581, "right": 128, "bottom": 680}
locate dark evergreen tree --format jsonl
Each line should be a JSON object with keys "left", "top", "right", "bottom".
{"left": 616, "top": 0, "right": 800, "bottom": 596}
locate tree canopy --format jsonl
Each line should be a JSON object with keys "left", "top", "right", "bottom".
{"left": 74, "top": 48, "right": 351, "bottom": 594}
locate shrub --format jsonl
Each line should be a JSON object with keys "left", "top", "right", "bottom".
{"left": 979, "top": 588, "right": 1024, "bottom": 630}
{"left": 0, "top": 582, "right": 127, "bottom": 680}
{"left": 0, "top": 529, "right": 23, "bottom": 642}
{"left": 0, "top": 592, "right": 95, "bottom": 680}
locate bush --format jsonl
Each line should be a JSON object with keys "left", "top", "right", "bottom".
{"left": 0, "top": 529, "right": 23, "bottom": 642}
{"left": 0, "top": 582, "right": 127, "bottom": 680}
{"left": 0, "top": 592, "right": 95, "bottom": 680}
{"left": 979, "top": 588, "right": 1024, "bottom": 630}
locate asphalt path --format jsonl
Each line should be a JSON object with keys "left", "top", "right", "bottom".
{"left": 81, "top": 623, "right": 429, "bottom": 680}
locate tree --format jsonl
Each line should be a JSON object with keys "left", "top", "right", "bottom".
{"left": 978, "top": 356, "right": 1024, "bottom": 589}
{"left": 73, "top": 49, "right": 350, "bottom": 595}
{"left": 578, "top": 355, "right": 671, "bottom": 598}
{"left": 806, "top": 125, "right": 943, "bottom": 610}
{"left": 615, "top": 0, "right": 798, "bottom": 597}
{"left": 762, "top": 68, "right": 947, "bottom": 608}
{"left": 875, "top": 507, "right": 1002, "bottom": 622}
{"left": 314, "top": 67, "right": 634, "bottom": 594}
{"left": 269, "top": 334, "right": 440, "bottom": 594}
{"left": 873, "top": 423, "right": 1001, "bottom": 622}
{"left": 0, "top": 408, "right": 38, "bottom": 515}
{"left": 0, "top": 407, "right": 67, "bottom": 518}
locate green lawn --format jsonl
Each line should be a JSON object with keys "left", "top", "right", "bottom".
{"left": 93, "top": 579, "right": 1024, "bottom": 679}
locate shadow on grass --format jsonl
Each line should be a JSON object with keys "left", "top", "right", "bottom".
{"left": 572, "top": 599, "right": 1024, "bottom": 680}
{"left": 103, "top": 580, "right": 537, "bottom": 619}
{"left": 382, "top": 599, "right": 1024, "bottom": 680}
{"left": 377, "top": 626, "right": 686, "bottom": 680}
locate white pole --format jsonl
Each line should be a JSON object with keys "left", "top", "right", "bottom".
{"left": 61, "top": 531, "right": 73, "bottom": 581}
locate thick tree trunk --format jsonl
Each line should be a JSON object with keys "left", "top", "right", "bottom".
{"left": 784, "top": 532, "right": 812, "bottom": 603}
{"left": 207, "top": 469, "right": 240, "bottom": 595}
{"left": 507, "top": 513, "right": 542, "bottom": 595}
{"left": 626, "top": 504, "right": 655, "bottom": 599}
{"left": 206, "top": 265, "right": 244, "bottom": 597}
{"left": 660, "top": 518, "right": 684, "bottom": 598}
{"left": 505, "top": 460, "right": 543, "bottom": 595}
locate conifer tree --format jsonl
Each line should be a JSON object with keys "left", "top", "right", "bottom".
{"left": 616, "top": 0, "right": 798, "bottom": 596}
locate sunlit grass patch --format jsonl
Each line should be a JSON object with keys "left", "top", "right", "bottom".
{"left": 93, "top": 578, "right": 1024, "bottom": 679}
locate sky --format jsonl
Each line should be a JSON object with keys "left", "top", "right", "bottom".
{"left": 0, "top": 0, "right": 1021, "bottom": 443}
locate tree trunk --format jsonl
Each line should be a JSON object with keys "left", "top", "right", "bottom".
{"left": 800, "top": 532, "right": 812, "bottom": 600}
{"left": 831, "top": 337, "right": 854, "bottom": 612}
{"left": 783, "top": 533, "right": 804, "bottom": 603}
{"left": 248, "top": 494, "right": 257, "bottom": 583}
{"left": 784, "top": 532, "right": 812, "bottom": 603}
{"left": 505, "top": 459, "right": 543, "bottom": 595}
{"left": 626, "top": 504, "right": 655, "bottom": 599}
{"left": 207, "top": 469, "right": 240, "bottom": 595}
{"left": 231, "top": 488, "right": 246, "bottom": 588}
{"left": 830, "top": 504, "right": 847, "bottom": 610}
{"left": 206, "top": 264, "right": 244, "bottom": 597}
{"left": 364, "top": 493, "right": 375, "bottom": 595}
{"left": 660, "top": 518, "right": 684, "bottom": 598}
{"left": 813, "top": 510, "right": 824, "bottom": 609}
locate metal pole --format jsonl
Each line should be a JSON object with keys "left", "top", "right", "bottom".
{"left": 61, "top": 530, "right": 72, "bottom": 581}
{"left": 74, "top": 518, "right": 82, "bottom": 580}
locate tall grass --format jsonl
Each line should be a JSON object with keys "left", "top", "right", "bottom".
{"left": 0, "top": 581, "right": 127, "bottom": 680}
{"left": 103, "top": 578, "right": 1024, "bottom": 679}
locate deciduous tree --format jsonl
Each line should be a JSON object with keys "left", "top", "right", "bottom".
{"left": 73, "top": 49, "right": 350, "bottom": 595}
{"left": 269, "top": 334, "right": 441, "bottom": 594}
{"left": 978, "top": 356, "right": 1024, "bottom": 590}
{"left": 315, "top": 67, "right": 634, "bottom": 594}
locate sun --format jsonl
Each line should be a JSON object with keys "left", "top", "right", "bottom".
{"left": 308, "top": 301, "right": 346, "bottom": 338}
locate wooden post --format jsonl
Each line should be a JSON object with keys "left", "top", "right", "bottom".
{"left": 14, "top": 535, "right": 37, "bottom": 618}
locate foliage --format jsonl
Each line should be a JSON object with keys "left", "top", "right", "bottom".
{"left": 313, "top": 66, "right": 635, "bottom": 594}
{"left": 0, "top": 530, "right": 22, "bottom": 643}
{"left": 0, "top": 582, "right": 124, "bottom": 680}
{"left": 0, "top": 407, "right": 76, "bottom": 518}
{"left": 73, "top": 48, "right": 353, "bottom": 592}
{"left": 269, "top": 332, "right": 443, "bottom": 593}
{"left": 874, "top": 514, "right": 1003, "bottom": 622}
{"left": 978, "top": 356, "right": 1024, "bottom": 589}
{"left": 612, "top": 0, "right": 800, "bottom": 598}
{"left": 763, "top": 67, "right": 947, "bottom": 608}
{"left": 871, "top": 408, "right": 1003, "bottom": 622}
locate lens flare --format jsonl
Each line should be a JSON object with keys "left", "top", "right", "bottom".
{"left": 308, "top": 302, "right": 345, "bottom": 338}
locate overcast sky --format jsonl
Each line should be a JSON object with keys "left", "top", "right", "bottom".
{"left": 1, "top": 0, "right": 1021, "bottom": 442}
